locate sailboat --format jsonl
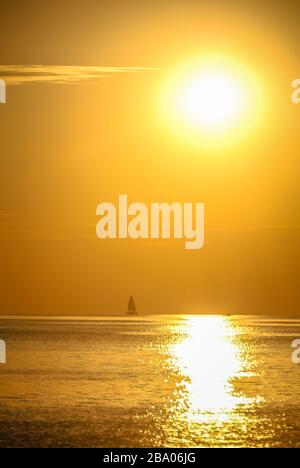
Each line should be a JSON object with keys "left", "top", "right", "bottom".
{"left": 126, "top": 295, "right": 138, "bottom": 315}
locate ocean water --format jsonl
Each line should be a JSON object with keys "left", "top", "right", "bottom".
{"left": 0, "top": 315, "right": 299, "bottom": 448}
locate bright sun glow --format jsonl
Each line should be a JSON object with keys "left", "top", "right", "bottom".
{"left": 177, "top": 71, "right": 245, "bottom": 128}
{"left": 160, "top": 57, "right": 262, "bottom": 148}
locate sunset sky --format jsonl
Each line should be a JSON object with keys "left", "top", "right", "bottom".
{"left": 0, "top": 0, "right": 300, "bottom": 315}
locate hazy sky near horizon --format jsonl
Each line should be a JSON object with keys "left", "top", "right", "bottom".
{"left": 0, "top": 0, "right": 300, "bottom": 315}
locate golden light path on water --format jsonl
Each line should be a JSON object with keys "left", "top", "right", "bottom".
{"left": 169, "top": 316, "right": 261, "bottom": 424}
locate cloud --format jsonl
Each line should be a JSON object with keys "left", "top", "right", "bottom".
{"left": 0, "top": 65, "right": 159, "bottom": 85}
{"left": 208, "top": 225, "right": 300, "bottom": 232}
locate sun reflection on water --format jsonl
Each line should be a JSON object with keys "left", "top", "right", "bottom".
{"left": 169, "top": 316, "right": 256, "bottom": 423}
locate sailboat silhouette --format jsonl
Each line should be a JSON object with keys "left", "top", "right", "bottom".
{"left": 126, "top": 295, "right": 138, "bottom": 315}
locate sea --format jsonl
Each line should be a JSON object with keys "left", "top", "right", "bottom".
{"left": 0, "top": 315, "right": 299, "bottom": 448}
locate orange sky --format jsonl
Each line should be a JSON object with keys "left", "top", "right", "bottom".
{"left": 0, "top": 0, "right": 300, "bottom": 315}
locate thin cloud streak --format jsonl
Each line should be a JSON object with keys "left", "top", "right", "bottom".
{"left": 1, "top": 222, "right": 300, "bottom": 241}
{"left": 0, "top": 65, "right": 159, "bottom": 85}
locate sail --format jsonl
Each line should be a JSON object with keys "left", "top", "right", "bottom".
{"left": 128, "top": 295, "right": 137, "bottom": 312}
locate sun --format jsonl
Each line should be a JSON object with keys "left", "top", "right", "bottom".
{"left": 160, "top": 57, "right": 262, "bottom": 148}
{"left": 177, "top": 70, "right": 245, "bottom": 128}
